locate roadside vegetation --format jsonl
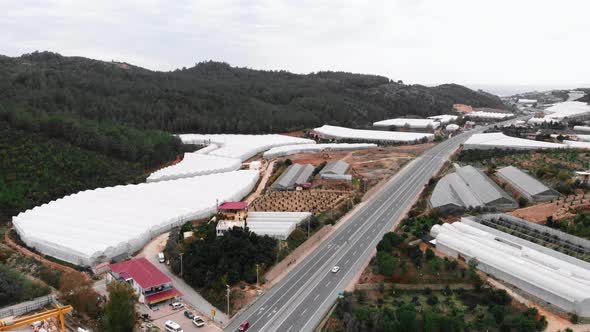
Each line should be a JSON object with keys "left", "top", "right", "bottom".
{"left": 324, "top": 215, "right": 548, "bottom": 332}
{"left": 0, "top": 264, "right": 51, "bottom": 307}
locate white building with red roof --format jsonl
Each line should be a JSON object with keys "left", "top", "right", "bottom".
{"left": 107, "top": 258, "right": 182, "bottom": 305}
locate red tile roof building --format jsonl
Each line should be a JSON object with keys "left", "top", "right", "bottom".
{"left": 218, "top": 201, "right": 248, "bottom": 211}
{"left": 108, "top": 258, "right": 181, "bottom": 305}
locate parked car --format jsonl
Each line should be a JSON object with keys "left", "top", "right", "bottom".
{"left": 158, "top": 252, "right": 165, "bottom": 263}
{"left": 170, "top": 302, "right": 184, "bottom": 310}
{"left": 165, "top": 320, "right": 183, "bottom": 332}
{"left": 193, "top": 316, "right": 205, "bottom": 327}
{"left": 239, "top": 321, "right": 250, "bottom": 331}
{"left": 183, "top": 310, "right": 195, "bottom": 319}
{"left": 331, "top": 266, "right": 340, "bottom": 273}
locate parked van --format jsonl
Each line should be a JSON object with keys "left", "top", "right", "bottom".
{"left": 165, "top": 320, "right": 183, "bottom": 332}
{"left": 158, "top": 252, "right": 165, "bottom": 263}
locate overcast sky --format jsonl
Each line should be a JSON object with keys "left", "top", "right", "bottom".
{"left": 2, "top": 0, "right": 590, "bottom": 89}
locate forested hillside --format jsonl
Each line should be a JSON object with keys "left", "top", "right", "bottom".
{"left": 0, "top": 51, "right": 504, "bottom": 134}
{"left": 0, "top": 51, "right": 505, "bottom": 219}
{"left": 0, "top": 121, "right": 146, "bottom": 220}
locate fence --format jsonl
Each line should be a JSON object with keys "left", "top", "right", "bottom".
{"left": 0, "top": 295, "right": 56, "bottom": 319}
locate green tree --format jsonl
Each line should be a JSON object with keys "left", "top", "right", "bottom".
{"left": 376, "top": 251, "right": 397, "bottom": 276}
{"left": 103, "top": 281, "right": 137, "bottom": 332}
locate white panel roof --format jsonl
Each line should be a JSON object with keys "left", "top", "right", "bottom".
{"left": 428, "top": 114, "right": 458, "bottom": 124}
{"left": 464, "top": 111, "right": 514, "bottom": 119}
{"left": 372, "top": 118, "right": 440, "bottom": 129}
{"left": 564, "top": 140, "right": 590, "bottom": 150}
{"left": 177, "top": 134, "right": 314, "bottom": 161}
{"left": 313, "top": 125, "right": 434, "bottom": 143}
{"left": 496, "top": 166, "right": 553, "bottom": 196}
{"left": 528, "top": 102, "right": 590, "bottom": 124}
{"left": 432, "top": 221, "right": 590, "bottom": 316}
{"left": 147, "top": 153, "right": 242, "bottom": 182}
{"left": 574, "top": 126, "right": 590, "bottom": 133}
{"left": 13, "top": 170, "right": 259, "bottom": 266}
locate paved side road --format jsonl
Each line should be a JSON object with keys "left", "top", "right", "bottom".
{"left": 224, "top": 125, "right": 503, "bottom": 332}
{"left": 137, "top": 233, "right": 229, "bottom": 325}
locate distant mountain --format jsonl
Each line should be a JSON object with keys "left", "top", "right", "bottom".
{"left": 0, "top": 51, "right": 505, "bottom": 134}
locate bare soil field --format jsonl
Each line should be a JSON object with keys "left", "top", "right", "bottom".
{"left": 510, "top": 191, "right": 590, "bottom": 223}
{"left": 250, "top": 190, "right": 350, "bottom": 214}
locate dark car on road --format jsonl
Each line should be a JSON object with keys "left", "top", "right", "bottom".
{"left": 184, "top": 310, "right": 195, "bottom": 319}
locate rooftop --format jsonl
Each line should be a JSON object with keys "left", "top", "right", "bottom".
{"left": 319, "top": 160, "right": 350, "bottom": 175}
{"left": 109, "top": 258, "right": 171, "bottom": 289}
{"left": 496, "top": 166, "right": 557, "bottom": 197}
{"left": 218, "top": 201, "right": 248, "bottom": 210}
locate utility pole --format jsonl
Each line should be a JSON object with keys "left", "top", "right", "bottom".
{"left": 255, "top": 263, "right": 259, "bottom": 286}
{"left": 226, "top": 284, "right": 230, "bottom": 315}
{"left": 179, "top": 253, "right": 184, "bottom": 278}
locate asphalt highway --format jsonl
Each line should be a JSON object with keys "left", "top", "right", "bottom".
{"left": 225, "top": 125, "right": 501, "bottom": 332}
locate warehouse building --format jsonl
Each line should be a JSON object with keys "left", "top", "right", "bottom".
{"left": 320, "top": 160, "right": 349, "bottom": 176}
{"left": 271, "top": 164, "right": 314, "bottom": 190}
{"left": 320, "top": 160, "right": 351, "bottom": 181}
{"left": 496, "top": 166, "right": 561, "bottom": 202}
{"left": 430, "top": 216, "right": 590, "bottom": 317}
{"left": 430, "top": 165, "right": 517, "bottom": 212}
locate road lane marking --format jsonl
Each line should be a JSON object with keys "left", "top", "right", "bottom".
{"left": 314, "top": 294, "right": 320, "bottom": 301}
{"left": 326, "top": 281, "right": 331, "bottom": 287}
{"left": 301, "top": 308, "right": 308, "bottom": 316}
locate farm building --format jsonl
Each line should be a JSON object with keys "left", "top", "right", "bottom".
{"left": 320, "top": 160, "right": 349, "bottom": 176}
{"left": 372, "top": 118, "right": 440, "bottom": 131}
{"left": 108, "top": 258, "right": 182, "bottom": 305}
{"left": 271, "top": 164, "right": 315, "bottom": 191}
{"left": 13, "top": 170, "right": 259, "bottom": 266}
{"left": 430, "top": 165, "right": 517, "bottom": 212}
{"left": 313, "top": 125, "right": 434, "bottom": 144}
{"left": 496, "top": 166, "right": 560, "bottom": 202}
{"left": 431, "top": 215, "right": 590, "bottom": 317}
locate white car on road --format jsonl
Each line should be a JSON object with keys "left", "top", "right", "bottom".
{"left": 331, "top": 266, "right": 340, "bottom": 273}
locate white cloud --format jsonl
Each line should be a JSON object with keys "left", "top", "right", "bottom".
{"left": 1, "top": 0, "right": 590, "bottom": 86}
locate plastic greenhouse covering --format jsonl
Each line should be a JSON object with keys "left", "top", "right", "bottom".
{"left": 263, "top": 143, "right": 376, "bottom": 159}
{"left": 313, "top": 125, "right": 434, "bottom": 143}
{"left": 372, "top": 118, "right": 440, "bottom": 129}
{"left": 13, "top": 170, "right": 259, "bottom": 267}
{"left": 177, "top": 134, "right": 314, "bottom": 161}
{"left": 147, "top": 153, "right": 242, "bottom": 182}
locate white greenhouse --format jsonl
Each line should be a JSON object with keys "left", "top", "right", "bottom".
{"left": 13, "top": 170, "right": 260, "bottom": 267}
{"left": 263, "top": 143, "right": 376, "bottom": 159}
{"left": 147, "top": 153, "right": 242, "bottom": 182}
{"left": 428, "top": 114, "right": 458, "bottom": 124}
{"left": 463, "top": 132, "right": 566, "bottom": 150}
{"left": 246, "top": 212, "right": 312, "bottom": 240}
{"left": 177, "top": 134, "right": 314, "bottom": 161}
{"left": 372, "top": 118, "right": 440, "bottom": 130}
{"left": 431, "top": 218, "right": 590, "bottom": 317}
{"left": 313, "top": 125, "right": 434, "bottom": 144}
{"left": 464, "top": 111, "right": 514, "bottom": 120}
